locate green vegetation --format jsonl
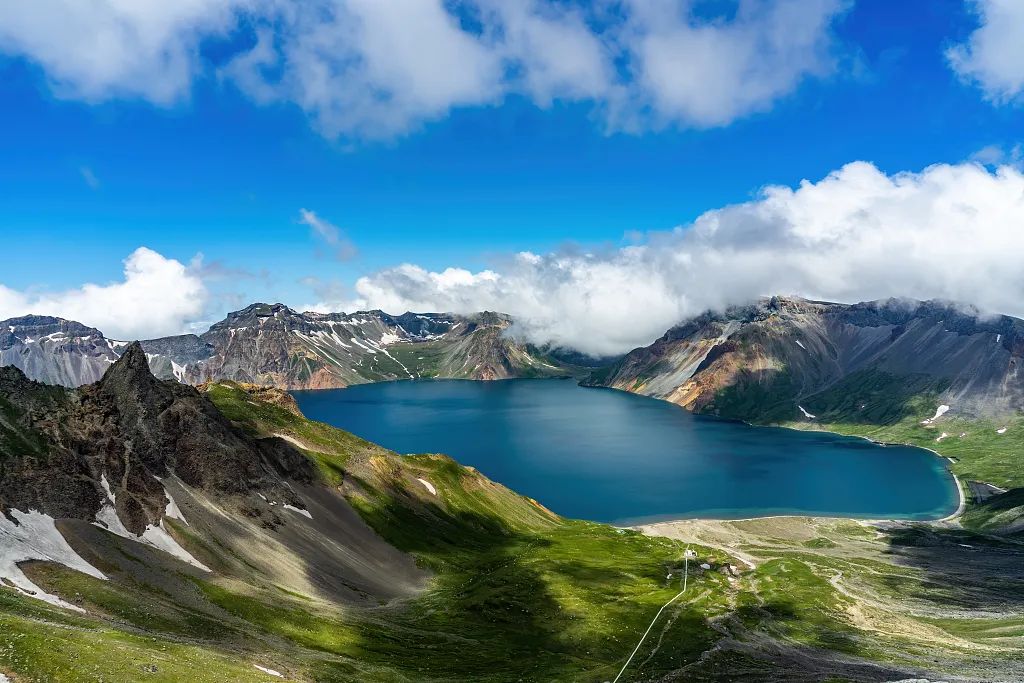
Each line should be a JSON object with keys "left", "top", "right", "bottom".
{"left": 3, "top": 380, "right": 1021, "bottom": 681}
{"left": 0, "top": 588, "right": 268, "bottom": 683}
{"left": 707, "top": 369, "right": 800, "bottom": 423}
{"left": 205, "top": 381, "right": 387, "bottom": 485}
{"left": 0, "top": 382, "right": 734, "bottom": 682}
{"left": 772, "top": 369, "right": 1022, "bottom": 489}
{"left": 961, "top": 487, "right": 1024, "bottom": 532}
{"left": 736, "top": 558, "right": 861, "bottom": 654}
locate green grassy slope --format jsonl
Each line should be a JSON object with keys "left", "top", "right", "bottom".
{"left": 0, "top": 382, "right": 734, "bottom": 682}
{"left": 4, "top": 380, "right": 1019, "bottom": 681}
{"left": 203, "top": 382, "right": 733, "bottom": 681}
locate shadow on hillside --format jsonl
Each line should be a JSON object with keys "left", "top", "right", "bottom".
{"left": 877, "top": 524, "right": 1024, "bottom": 611}
{"left": 800, "top": 370, "right": 948, "bottom": 426}
{"left": 308, "top": 476, "right": 590, "bottom": 681}
{"left": 733, "top": 600, "right": 861, "bottom": 656}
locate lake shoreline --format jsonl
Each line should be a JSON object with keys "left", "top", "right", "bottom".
{"left": 772, "top": 425, "right": 965, "bottom": 523}
{"left": 296, "top": 379, "right": 960, "bottom": 527}
{"left": 578, "top": 383, "right": 965, "bottom": 524}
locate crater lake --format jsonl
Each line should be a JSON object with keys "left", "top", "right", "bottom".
{"left": 293, "top": 379, "right": 959, "bottom": 524}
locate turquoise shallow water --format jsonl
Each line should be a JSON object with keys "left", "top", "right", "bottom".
{"left": 293, "top": 379, "right": 959, "bottom": 525}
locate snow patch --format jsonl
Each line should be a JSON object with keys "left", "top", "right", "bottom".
{"left": 997, "top": 427, "right": 1008, "bottom": 434}
{"left": 170, "top": 360, "right": 187, "bottom": 382}
{"left": 1, "top": 509, "right": 107, "bottom": 612}
{"left": 936, "top": 432, "right": 949, "bottom": 442}
{"left": 794, "top": 339, "right": 806, "bottom": 350}
{"left": 417, "top": 478, "right": 437, "bottom": 496}
{"left": 254, "top": 665, "right": 283, "bottom": 678}
{"left": 283, "top": 504, "right": 313, "bottom": 520}
{"left": 378, "top": 332, "right": 402, "bottom": 346}
{"left": 920, "top": 405, "right": 950, "bottom": 425}
{"left": 997, "top": 334, "right": 1002, "bottom": 343}
{"left": 164, "top": 492, "right": 189, "bottom": 526}
{"left": 798, "top": 405, "right": 816, "bottom": 419}
{"left": 92, "top": 475, "right": 209, "bottom": 571}
{"left": 141, "top": 524, "right": 210, "bottom": 571}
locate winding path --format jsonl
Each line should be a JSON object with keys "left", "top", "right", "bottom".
{"left": 611, "top": 547, "right": 691, "bottom": 683}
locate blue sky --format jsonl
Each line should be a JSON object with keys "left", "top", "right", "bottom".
{"left": 2, "top": 0, "right": 1024, "bottom": 352}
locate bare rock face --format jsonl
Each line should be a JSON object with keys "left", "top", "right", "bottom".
{"left": 2, "top": 305, "right": 572, "bottom": 390}
{"left": 0, "top": 315, "right": 122, "bottom": 386}
{"left": 587, "top": 296, "right": 1024, "bottom": 422}
{"left": 0, "top": 343, "right": 315, "bottom": 533}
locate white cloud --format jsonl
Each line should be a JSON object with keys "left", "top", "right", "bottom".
{"left": 0, "top": 0, "right": 849, "bottom": 138}
{"left": 0, "top": 0, "right": 243, "bottom": 104}
{"left": 947, "top": 0, "right": 1024, "bottom": 103}
{"left": 298, "top": 208, "right": 357, "bottom": 261}
{"left": 0, "top": 247, "right": 207, "bottom": 340}
{"left": 615, "top": 0, "right": 848, "bottom": 128}
{"left": 332, "top": 161, "right": 1024, "bottom": 356}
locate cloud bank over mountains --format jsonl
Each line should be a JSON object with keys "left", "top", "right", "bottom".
{"left": 5, "top": 162, "right": 1024, "bottom": 355}
{"left": 0, "top": 0, "right": 850, "bottom": 139}
{"left": 329, "top": 161, "right": 1024, "bottom": 356}
{"left": 0, "top": 248, "right": 207, "bottom": 341}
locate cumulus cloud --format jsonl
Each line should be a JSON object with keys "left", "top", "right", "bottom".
{"left": 947, "top": 0, "right": 1024, "bottom": 103}
{"left": 0, "top": 0, "right": 849, "bottom": 138}
{"left": 0, "top": 247, "right": 208, "bottom": 340}
{"left": 0, "top": 0, "right": 241, "bottom": 104}
{"left": 329, "top": 161, "right": 1024, "bottom": 356}
{"left": 614, "top": 0, "right": 847, "bottom": 128}
{"left": 298, "top": 209, "right": 357, "bottom": 261}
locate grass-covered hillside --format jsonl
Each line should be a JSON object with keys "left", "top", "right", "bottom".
{"left": 0, "top": 380, "right": 735, "bottom": 682}
{"left": 2, "top": 379, "right": 1021, "bottom": 682}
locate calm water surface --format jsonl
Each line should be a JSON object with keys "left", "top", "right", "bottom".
{"left": 293, "top": 379, "right": 958, "bottom": 524}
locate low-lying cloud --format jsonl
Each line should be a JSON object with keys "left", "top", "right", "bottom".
{"left": 328, "top": 161, "right": 1024, "bottom": 356}
{"left": 0, "top": 247, "right": 207, "bottom": 340}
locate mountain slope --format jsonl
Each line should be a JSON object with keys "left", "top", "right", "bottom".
{"left": 0, "top": 346, "right": 731, "bottom": 681}
{"left": 0, "top": 343, "right": 423, "bottom": 605}
{"left": 586, "top": 295, "right": 1024, "bottom": 531}
{"left": 588, "top": 296, "right": 1024, "bottom": 422}
{"left": 0, "top": 349, "right": 1020, "bottom": 681}
{"left": 176, "top": 304, "right": 569, "bottom": 388}
{"left": 1, "top": 304, "right": 574, "bottom": 390}
{"left": 0, "top": 315, "right": 125, "bottom": 386}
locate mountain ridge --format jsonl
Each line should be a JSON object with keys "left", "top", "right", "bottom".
{"left": 1, "top": 303, "right": 576, "bottom": 390}
{"left": 586, "top": 294, "right": 1024, "bottom": 422}
{"left": 0, "top": 329, "right": 1022, "bottom": 681}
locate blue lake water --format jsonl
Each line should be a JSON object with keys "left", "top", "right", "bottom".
{"left": 293, "top": 379, "right": 959, "bottom": 525}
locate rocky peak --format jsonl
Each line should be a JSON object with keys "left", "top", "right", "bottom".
{"left": 1, "top": 314, "right": 105, "bottom": 349}
{"left": 0, "top": 337, "right": 317, "bottom": 533}
{"left": 99, "top": 341, "right": 161, "bottom": 401}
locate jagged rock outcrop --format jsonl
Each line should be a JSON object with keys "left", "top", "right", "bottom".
{"left": 586, "top": 296, "right": 1024, "bottom": 422}
{"left": 0, "top": 343, "right": 313, "bottom": 533}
